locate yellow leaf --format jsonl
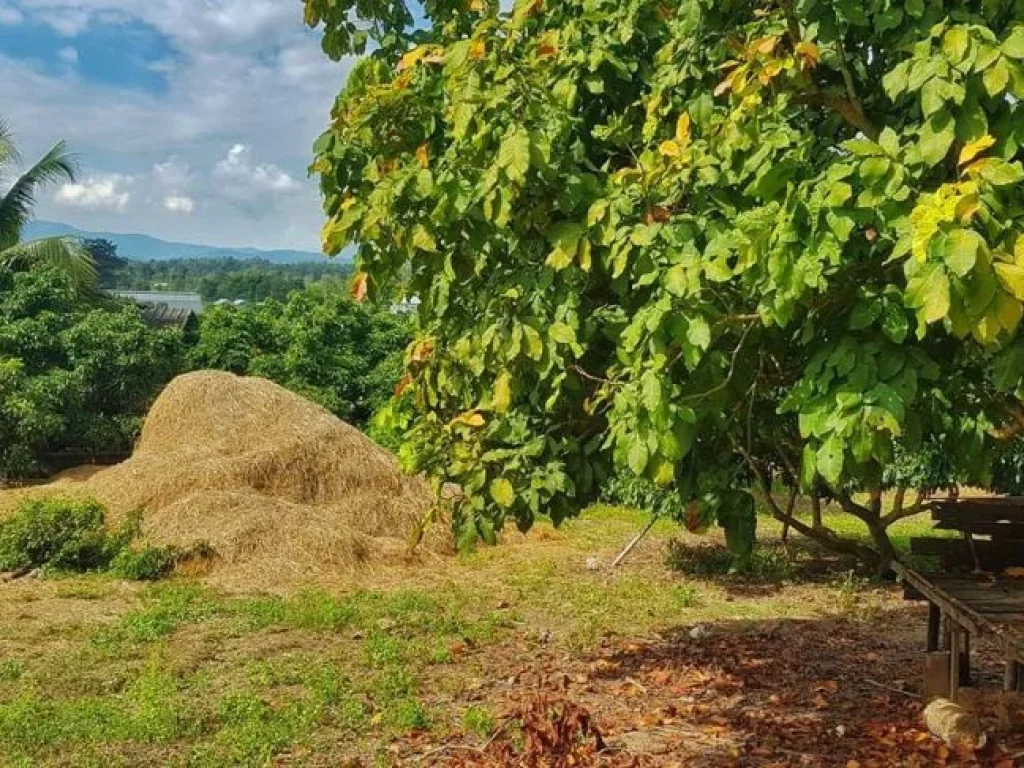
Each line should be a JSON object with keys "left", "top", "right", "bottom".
{"left": 470, "top": 0, "right": 485, "bottom": 10}
{"left": 490, "top": 477, "right": 515, "bottom": 508}
{"left": 537, "top": 30, "right": 559, "bottom": 57}
{"left": 795, "top": 40, "right": 821, "bottom": 68}
{"left": 994, "top": 291, "right": 1023, "bottom": 332}
{"left": 751, "top": 36, "right": 778, "bottom": 55}
{"left": 675, "top": 112, "right": 692, "bottom": 145}
{"left": 351, "top": 271, "right": 369, "bottom": 303}
{"left": 410, "top": 338, "right": 434, "bottom": 363}
{"left": 492, "top": 372, "right": 512, "bottom": 413}
{"left": 996, "top": 262, "right": 1024, "bottom": 300}
{"left": 397, "top": 46, "right": 429, "bottom": 71}
{"left": 416, "top": 144, "right": 429, "bottom": 169}
{"left": 469, "top": 38, "right": 487, "bottom": 59}
{"left": 959, "top": 134, "right": 997, "bottom": 166}
{"left": 659, "top": 139, "right": 682, "bottom": 158}
{"left": 453, "top": 411, "right": 486, "bottom": 428}
{"left": 954, "top": 194, "right": 981, "bottom": 223}
{"left": 714, "top": 72, "right": 736, "bottom": 97}
{"left": 1015, "top": 236, "right": 1024, "bottom": 265}
{"left": 578, "top": 238, "right": 592, "bottom": 272}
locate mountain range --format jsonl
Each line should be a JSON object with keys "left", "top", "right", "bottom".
{"left": 23, "top": 220, "right": 336, "bottom": 265}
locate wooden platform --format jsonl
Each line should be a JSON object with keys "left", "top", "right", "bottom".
{"left": 896, "top": 563, "right": 1024, "bottom": 660}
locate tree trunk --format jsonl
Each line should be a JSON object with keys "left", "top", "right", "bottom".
{"left": 810, "top": 494, "right": 822, "bottom": 529}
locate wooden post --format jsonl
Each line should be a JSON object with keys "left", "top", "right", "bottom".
{"left": 948, "top": 626, "right": 964, "bottom": 700}
{"left": 924, "top": 652, "right": 952, "bottom": 700}
{"left": 927, "top": 603, "right": 940, "bottom": 652}
{"left": 1005, "top": 660, "right": 1020, "bottom": 692}
{"left": 960, "top": 632, "right": 971, "bottom": 687}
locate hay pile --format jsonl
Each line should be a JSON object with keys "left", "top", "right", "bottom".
{"left": 0, "top": 371, "right": 451, "bottom": 588}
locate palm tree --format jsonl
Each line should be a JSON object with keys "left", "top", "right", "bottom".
{"left": 0, "top": 121, "right": 96, "bottom": 287}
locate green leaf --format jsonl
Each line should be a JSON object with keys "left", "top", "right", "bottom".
{"left": 686, "top": 316, "right": 711, "bottom": 350}
{"left": 498, "top": 128, "right": 531, "bottom": 183}
{"left": 940, "top": 229, "right": 983, "bottom": 277}
{"left": 984, "top": 57, "right": 1010, "bottom": 96}
{"left": 942, "top": 27, "right": 970, "bottom": 64}
{"left": 799, "top": 443, "right": 817, "bottom": 490}
{"left": 642, "top": 373, "right": 662, "bottom": 411}
{"left": 664, "top": 265, "right": 688, "bottom": 296}
{"left": 490, "top": 478, "right": 515, "bottom": 508}
{"left": 1003, "top": 27, "right": 1024, "bottom": 59}
{"left": 627, "top": 437, "right": 649, "bottom": 475}
{"left": 816, "top": 437, "right": 845, "bottom": 486}
{"left": 906, "top": 263, "right": 951, "bottom": 324}
{"left": 549, "top": 322, "right": 575, "bottom": 345}
{"left": 412, "top": 224, "right": 437, "bottom": 252}
{"left": 492, "top": 372, "right": 512, "bottom": 413}
{"left": 919, "top": 112, "right": 956, "bottom": 167}
{"left": 979, "top": 160, "right": 1024, "bottom": 186}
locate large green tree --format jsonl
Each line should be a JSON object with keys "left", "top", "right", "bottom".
{"left": 0, "top": 266, "right": 184, "bottom": 480}
{"left": 307, "top": 0, "right": 1024, "bottom": 568}
{"left": 0, "top": 122, "right": 95, "bottom": 288}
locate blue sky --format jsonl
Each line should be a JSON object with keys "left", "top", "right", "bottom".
{"left": 0, "top": 0, "right": 355, "bottom": 250}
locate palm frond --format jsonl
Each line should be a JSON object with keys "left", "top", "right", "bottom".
{"left": 0, "top": 119, "right": 20, "bottom": 175}
{"left": 0, "top": 236, "right": 97, "bottom": 289}
{"left": 0, "top": 141, "right": 78, "bottom": 248}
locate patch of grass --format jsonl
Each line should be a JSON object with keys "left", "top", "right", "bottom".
{"left": 93, "top": 582, "right": 215, "bottom": 649}
{"left": 0, "top": 659, "right": 23, "bottom": 682}
{"left": 462, "top": 705, "right": 495, "bottom": 739}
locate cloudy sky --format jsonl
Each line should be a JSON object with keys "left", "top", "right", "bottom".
{"left": 0, "top": 0, "right": 354, "bottom": 251}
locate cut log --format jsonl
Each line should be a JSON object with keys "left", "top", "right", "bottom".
{"left": 923, "top": 698, "right": 987, "bottom": 749}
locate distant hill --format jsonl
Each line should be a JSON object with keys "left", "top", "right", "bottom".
{"left": 23, "top": 221, "right": 339, "bottom": 265}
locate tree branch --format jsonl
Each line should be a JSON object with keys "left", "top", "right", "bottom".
{"left": 882, "top": 491, "right": 935, "bottom": 527}
{"left": 734, "top": 442, "right": 878, "bottom": 564}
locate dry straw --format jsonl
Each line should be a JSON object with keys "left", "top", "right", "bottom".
{"left": 0, "top": 371, "right": 452, "bottom": 589}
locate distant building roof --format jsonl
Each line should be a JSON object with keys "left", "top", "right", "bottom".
{"left": 140, "top": 302, "right": 197, "bottom": 331}
{"left": 113, "top": 291, "right": 204, "bottom": 314}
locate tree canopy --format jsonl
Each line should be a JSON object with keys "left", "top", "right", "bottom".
{"left": 188, "top": 281, "right": 411, "bottom": 426}
{"left": 308, "top": 0, "right": 1024, "bottom": 567}
{"left": 0, "top": 266, "right": 184, "bottom": 480}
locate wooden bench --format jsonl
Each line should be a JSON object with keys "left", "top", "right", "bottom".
{"left": 900, "top": 498, "right": 1024, "bottom": 699}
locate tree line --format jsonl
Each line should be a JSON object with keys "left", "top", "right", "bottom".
{"left": 88, "top": 239, "right": 352, "bottom": 303}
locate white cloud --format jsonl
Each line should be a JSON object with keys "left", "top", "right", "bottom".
{"left": 164, "top": 195, "right": 194, "bottom": 213}
{"left": 36, "top": 8, "right": 91, "bottom": 36}
{"left": 58, "top": 47, "right": 79, "bottom": 65}
{"left": 3, "top": 1, "right": 355, "bottom": 249}
{"left": 0, "top": 2, "right": 22, "bottom": 25}
{"left": 215, "top": 144, "right": 297, "bottom": 192}
{"left": 151, "top": 157, "right": 193, "bottom": 190}
{"left": 55, "top": 174, "right": 133, "bottom": 211}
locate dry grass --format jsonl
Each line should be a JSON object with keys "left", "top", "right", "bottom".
{"left": 0, "top": 372, "right": 452, "bottom": 589}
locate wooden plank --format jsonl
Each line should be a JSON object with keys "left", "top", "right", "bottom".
{"left": 910, "top": 538, "right": 1024, "bottom": 570}
{"left": 934, "top": 520, "right": 1024, "bottom": 537}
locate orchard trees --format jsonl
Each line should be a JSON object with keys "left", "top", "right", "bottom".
{"left": 307, "top": 0, "right": 1024, "bottom": 569}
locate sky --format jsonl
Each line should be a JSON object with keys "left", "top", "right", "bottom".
{"left": 0, "top": 0, "right": 355, "bottom": 251}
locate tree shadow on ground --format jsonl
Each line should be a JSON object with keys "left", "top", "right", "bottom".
{"left": 412, "top": 610, "right": 1024, "bottom": 766}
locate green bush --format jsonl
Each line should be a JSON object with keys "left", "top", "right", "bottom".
{"left": 0, "top": 497, "right": 188, "bottom": 580}
{"left": 110, "top": 546, "right": 181, "bottom": 582}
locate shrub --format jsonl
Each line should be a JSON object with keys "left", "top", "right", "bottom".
{"left": 0, "top": 497, "right": 190, "bottom": 580}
